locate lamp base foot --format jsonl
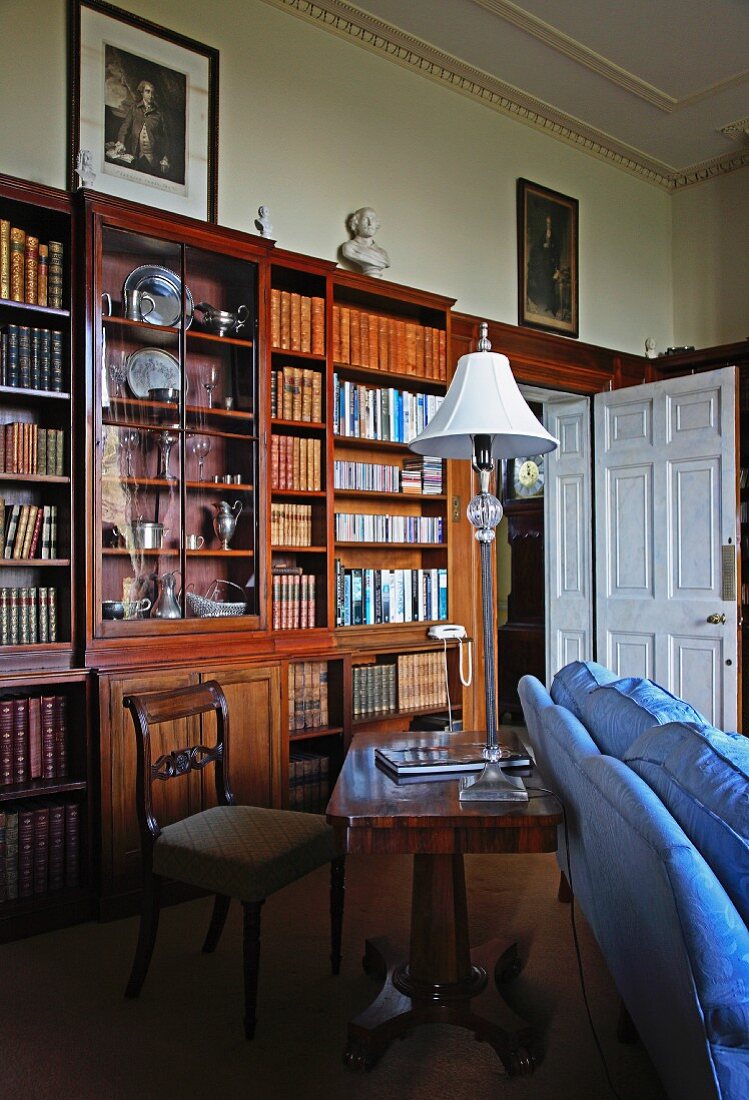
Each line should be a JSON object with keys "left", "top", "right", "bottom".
{"left": 459, "top": 761, "right": 529, "bottom": 802}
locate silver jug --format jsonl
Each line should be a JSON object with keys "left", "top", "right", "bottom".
{"left": 151, "top": 570, "right": 182, "bottom": 619}
{"left": 212, "top": 500, "right": 242, "bottom": 550}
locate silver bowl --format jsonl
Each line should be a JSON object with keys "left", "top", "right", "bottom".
{"left": 148, "top": 387, "right": 179, "bottom": 404}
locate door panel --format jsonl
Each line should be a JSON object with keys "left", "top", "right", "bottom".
{"left": 595, "top": 367, "right": 738, "bottom": 729}
{"left": 200, "top": 665, "right": 282, "bottom": 809}
{"left": 545, "top": 395, "right": 593, "bottom": 679}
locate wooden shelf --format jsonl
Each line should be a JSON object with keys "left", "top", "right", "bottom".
{"left": 334, "top": 488, "right": 445, "bottom": 501}
{"left": 290, "top": 726, "right": 344, "bottom": 742}
{"left": 0, "top": 558, "right": 69, "bottom": 567}
{"left": 0, "top": 473, "right": 69, "bottom": 484}
{"left": 0, "top": 385, "right": 70, "bottom": 401}
{"left": 0, "top": 777, "right": 87, "bottom": 803}
{"left": 270, "top": 346, "right": 325, "bottom": 361}
{"left": 333, "top": 436, "right": 417, "bottom": 452}
{"left": 103, "top": 547, "right": 254, "bottom": 557}
{"left": 272, "top": 418, "right": 325, "bottom": 430}
{"left": 271, "top": 545, "right": 326, "bottom": 554}
{"left": 0, "top": 296, "right": 69, "bottom": 319}
{"left": 335, "top": 541, "right": 445, "bottom": 549}
{"left": 271, "top": 488, "right": 326, "bottom": 498}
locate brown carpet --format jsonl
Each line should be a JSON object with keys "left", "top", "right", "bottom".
{"left": 0, "top": 852, "right": 666, "bottom": 1100}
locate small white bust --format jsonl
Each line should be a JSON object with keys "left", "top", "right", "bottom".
{"left": 645, "top": 337, "right": 657, "bottom": 359}
{"left": 255, "top": 204, "right": 273, "bottom": 238}
{"left": 341, "top": 207, "right": 390, "bottom": 278}
{"left": 75, "top": 148, "right": 96, "bottom": 189}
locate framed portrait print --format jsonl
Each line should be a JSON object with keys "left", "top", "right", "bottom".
{"left": 71, "top": 0, "right": 219, "bottom": 222}
{"left": 517, "top": 179, "right": 578, "bottom": 338}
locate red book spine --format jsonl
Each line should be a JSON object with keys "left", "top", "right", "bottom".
{"left": 28, "top": 695, "right": 42, "bottom": 779}
{"left": 33, "top": 804, "right": 49, "bottom": 894}
{"left": 17, "top": 805, "right": 35, "bottom": 897}
{"left": 12, "top": 697, "right": 28, "bottom": 783}
{"left": 47, "top": 801, "right": 65, "bottom": 891}
{"left": 41, "top": 694, "right": 56, "bottom": 779}
{"left": 54, "top": 694, "right": 68, "bottom": 777}
{"left": 27, "top": 505, "right": 44, "bottom": 559}
{"left": 64, "top": 801, "right": 80, "bottom": 888}
{"left": 0, "top": 698, "right": 13, "bottom": 785}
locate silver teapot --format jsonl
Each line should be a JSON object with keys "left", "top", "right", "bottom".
{"left": 212, "top": 500, "right": 243, "bottom": 550}
{"left": 195, "top": 301, "right": 249, "bottom": 337}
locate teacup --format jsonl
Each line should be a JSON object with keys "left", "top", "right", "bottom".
{"left": 185, "top": 534, "right": 205, "bottom": 551}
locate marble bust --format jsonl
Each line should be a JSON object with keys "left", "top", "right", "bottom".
{"left": 645, "top": 337, "right": 657, "bottom": 359}
{"left": 341, "top": 207, "right": 390, "bottom": 278}
{"left": 75, "top": 148, "right": 96, "bottom": 189}
{"left": 255, "top": 204, "right": 273, "bottom": 238}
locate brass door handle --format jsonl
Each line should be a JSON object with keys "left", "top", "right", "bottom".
{"left": 706, "top": 613, "right": 726, "bottom": 625}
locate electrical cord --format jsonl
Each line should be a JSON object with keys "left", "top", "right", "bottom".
{"left": 525, "top": 786, "right": 622, "bottom": 1100}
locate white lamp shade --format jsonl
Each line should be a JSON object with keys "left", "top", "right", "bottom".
{"left": 409, "top": 348, "right": 558, "bottom": 460}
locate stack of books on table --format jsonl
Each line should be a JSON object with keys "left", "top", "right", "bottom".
{"left": 375, "top": 732, "right": 532, "bottom": 782}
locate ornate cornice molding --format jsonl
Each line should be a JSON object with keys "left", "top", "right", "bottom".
{"left": 260, "top": 0, "right": 749, "bottom": 191}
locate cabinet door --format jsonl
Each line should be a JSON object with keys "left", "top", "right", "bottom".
{"left": 199, "top": 664, "right": 282, "bottom": 809}
{"left": 100, "top": 668, "right": 200, "bottom": 896}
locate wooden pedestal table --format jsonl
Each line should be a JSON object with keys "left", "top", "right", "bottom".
{"left": 326, "top": 730, "right": 562, "bottom": 1074}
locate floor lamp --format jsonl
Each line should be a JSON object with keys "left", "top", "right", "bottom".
{"left": 409, "top": 323, "right": 558, "bottom": 801}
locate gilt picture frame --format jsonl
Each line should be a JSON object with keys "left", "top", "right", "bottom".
{"left": 517, "top": 179, "right": 578, "bottom": 338}
{"left": 71, "top": 0, "right": 219, "bottom": 222}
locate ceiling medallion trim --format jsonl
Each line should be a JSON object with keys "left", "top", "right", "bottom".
{"left": 262, "top": 0, "right": 747, "bottom": 190}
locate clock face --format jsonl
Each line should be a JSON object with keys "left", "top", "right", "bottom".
{"left": 512, "top": 454, "right": 545, "bottom": 498}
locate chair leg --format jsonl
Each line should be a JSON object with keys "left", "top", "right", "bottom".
{"left": 330, "top": 856, "right": 345, "bottom": 976}
{"left": 242, "top": 899, "right": 264, "bottom": 1040}
{"left": 202, "top": 894, "right": 231, "bottom": 954}
{"left": 125, "top": 874, "right": 162, "bottom": 998}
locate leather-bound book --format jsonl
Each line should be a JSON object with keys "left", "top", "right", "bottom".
{"left": 46, "top": 800, "right": 65, "bottom": 890}
{"left": 55, "top": 695, "right": 68, "bottom": 776}
{"left": 24, "top": 236, "right": 38, "bottom": 304}
{"left": 0, "top": 697, "right": 13, "bottom": 785}
{"left": 17, "top": 324, "right": 30, "bottom": 388}
{"left": 64, "top": 801, "right": 79, "bottom": 888}
{"left": 270, "top": 287, "right": 281, "bottom": 347}
{"left": 36, "top": 243, "right": 48, "bottom": 307}
{"left": 40, "top": 694, "right": 56, "bottom": 778}
{"left": 311, "top": 297, "right": 324, "bottom": 355}
{"left": 0, "top": 219, "right": 10, "bottom": 299}
{"left": 279, "top": 290, "right": 291, "bottom": 349}
{"left": 33, "top": 803, "right": 50, "bottom": 894}
{"left": 9, "top": 227, "right": 25, "bottom": 302}
{"left": 28, "top": 695, "right": 42, "bottom": 778}
{"left": 368, "top": 311, "right": 379, "bottom": 370}
{"left": 21, "top": 505, "right": 39, "bottom": 559}
{"left": 289, "top": 292, "right": 301, "bottom": 351}
{"left": 17, "top": 803, "right": 35, "bottom": 897}
{"left": 300, "top": 294, "right": 311, "bottom": 353}
{"left": 4, "top": 809, "right": 18, "bottom": 899}
{"left": 27, "top": 504, "right": 44, "bottom": 559}
{"left": 12, "top": 696, "right": 28, "bottom": 783}
{"left": 0, "top": 809, "right": 6, "bottom": 901}
{"left": 47, "top": 240, "right": 63, "bottom": 309}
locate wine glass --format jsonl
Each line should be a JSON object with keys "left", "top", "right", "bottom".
{"left": 189, "top": 435, "right": 211, "bottom": 482}
{"left": 120, "top": 428, "right": 141, "bottom": 478}
{"left": 109, "top": 352, "right": 129, "bottom": 398}
{"left": 158, "top": 430, "right": 178, "bottom": 480}
{"left": 202, "top": 365, "right": 219, "bottom": 408}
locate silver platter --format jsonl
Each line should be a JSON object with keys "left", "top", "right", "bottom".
{"left": 122, "top": 264, "right": 194, "bottom": 329}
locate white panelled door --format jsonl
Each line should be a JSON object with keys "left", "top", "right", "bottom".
{"left": 594, "top": 367, "right": 738, "bottom": 729}
{"left": 545, "top": 395, "right": 594, "bottom": 680}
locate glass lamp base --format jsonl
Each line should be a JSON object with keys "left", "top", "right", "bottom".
{"left": 458, "top": 761, "right": 529, "bottom": 802}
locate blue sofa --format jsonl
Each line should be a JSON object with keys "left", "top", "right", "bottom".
{"left": 518, "top": 662, "right": 749, "bottom": 1100}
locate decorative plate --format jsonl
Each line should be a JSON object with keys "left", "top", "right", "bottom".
{"left": 122, "top": 265, "right": 194, "bottom": 329}
{"left": 126, "top": 348, "right": 181, "bottom": 398}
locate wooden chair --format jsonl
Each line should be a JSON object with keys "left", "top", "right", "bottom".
{"left": 123, "top": 680, "right": 345, "bottom": 1039}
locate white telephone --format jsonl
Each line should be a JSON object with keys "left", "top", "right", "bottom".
{"left": 427, "top": 624, "right": 467, "bottom": 640}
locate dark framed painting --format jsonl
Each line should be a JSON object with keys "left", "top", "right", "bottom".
{"left": 517, "top": 179, "right": 578, "bottom": 338}
{"left": 71, "top": 0, "right": 219, "bottom": 221}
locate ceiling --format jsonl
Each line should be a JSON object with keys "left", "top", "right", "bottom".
{"left": 266, "top": 0, "right": 749, "bottom": 189}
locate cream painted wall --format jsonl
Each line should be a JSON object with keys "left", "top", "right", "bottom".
{"left": 7, "top": 0, "right": 742, "bottom": 357}
{"left": 672, "top": 166, "right": 749, "bottom": 349}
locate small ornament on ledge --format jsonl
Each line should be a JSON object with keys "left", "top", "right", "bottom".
{"left": 75, "top": 148, "right": 96, "bottom": 189}
{"left": 341, "top": 206, "right": 390, "bottom": 278}
{"left": 645, "top": 337, "right": 657, "bottom": 359}
{"left": 255, "top": 204, "right": 273, "bottom": 237}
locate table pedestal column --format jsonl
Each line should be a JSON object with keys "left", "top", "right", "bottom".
{"left": 343, "top": 853, "right": 536, "bottom": 1074}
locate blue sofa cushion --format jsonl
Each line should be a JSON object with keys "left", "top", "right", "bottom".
{"left": 580, "top": 676, "right": 707, "bottom": 759}
{"left": 549, "top": 660, "right": 617, "bottom": 721}
{"left": 625, "top": 721, "right": 749, "bottom": 928}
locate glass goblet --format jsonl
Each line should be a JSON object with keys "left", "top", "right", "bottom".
{"left": 202, "top": 365, "right": 219, "bottom": 409}
{"left": 189, "top": 435, "right": 211, "bottom": 482}
{"left": 120, "top": 428, "right": 141, "bottom": 479}
{"left": 109, "top": 354, "right": 129, "bottom": 399}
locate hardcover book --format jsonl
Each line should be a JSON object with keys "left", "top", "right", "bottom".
{"left": 375, "top": 733, "right": 532, "bottom": 777}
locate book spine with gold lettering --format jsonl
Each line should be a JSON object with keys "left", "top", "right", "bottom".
{"left": 0, "top": 220, "right": 10, "bottom": 299}
{"left": 47, "top": 241, "right": 63, "bottom": 309}
{"left": 9, "top": 227, "right": 25, "bottom": 302}
{"left": 24, "top": 236, "right": 38, "bottom": 304}
{"left": 37, "top": 243, "right": 48, "bottom": 307}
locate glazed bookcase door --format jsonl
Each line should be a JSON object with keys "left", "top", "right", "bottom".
{"left": 92, "top": 215, "right": 260, "bottom": 638}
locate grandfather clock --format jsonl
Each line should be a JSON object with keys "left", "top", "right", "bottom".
{"left": 498, "top": 434, "right": 546, "bottom": 720}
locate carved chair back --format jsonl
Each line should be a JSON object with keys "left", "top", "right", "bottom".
{"left": 123, "top": 680, "right": 234, "bottom": 862}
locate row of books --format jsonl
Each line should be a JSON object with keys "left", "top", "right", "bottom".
{"left": 269, "top": 289, "right": 325, "bottom": 355}
{"left": 0, "top": 586, "right": 58, "bottom": 646}
{"left": 334, "top": 563, "right": 448, "bottom": 626}
{"left": 0, "top": 325, "right": 64, "bottom": 392}
{"left": 333, "top": 375, "right": 443, "bottom": 443}
{"left": 396, "top": 651, "right": 448, "bottom": 712}
{"left": 271, "top": 571, "right": 317, "bottom": 630}
{"left": 334, "top": 459, "right": 400, "bottom": 493}
{"left": 271, "top": 365, "right": 323, "bottom": 422}
{"left": 352, "top": 662, "right": 397, "bottom": 718}
{"left": 271, "top": 503, "right": 314, "bottom": 547}
{"left": 1, "top": 502, "right": 58, "bottom": 559}
{"left": 0, "top": 220, "right": 63, "bottom": 308}
{"left": 271, "top": 434, "right": 322, "bottom": 491}
{"left": 0, "top": 423, "right": 66, "bottom": 476}
{"left": 289, "top": 751, "right": 330, "bottom": 812}
{"left": 0, "top": 800, "right": 80, "bottom": 902}
{"left": 288, "top": 660, "right": 330, "bottom": 731}
{"left": 401, "top": 456, "right": 443, "bottom": 495}
{"left": 0, "top": 694, "right": 69, "bottom": 785}
{"left": 334, "top": 512, "right": 444, "bottom": 544}
{"left": 332, "top": 305, "right": 446, "bottom": 380}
